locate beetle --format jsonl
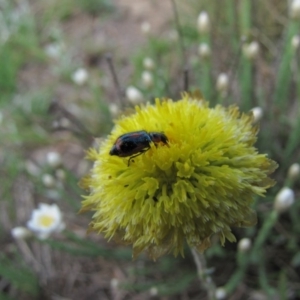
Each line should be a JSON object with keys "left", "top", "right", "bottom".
{"left": 109, "top": 130, "right": 169, "bottom": 166}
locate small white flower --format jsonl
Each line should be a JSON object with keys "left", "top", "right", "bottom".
{"left": 197, "top": 11, "right": 210, "bottom": 34}
{"left": 238, "top": 238, "right": 252, "bottom": 252}
{"left": 143, "top": 57, "right": 155, "bottom": 70}
{"left": 72, "top": 68, "right": 88, "bottom": 85}
{"left": 198, "top": 43, "right": 211, "bottom": 59}
{"left": 27, "top": 203, "right": 65, "bottom": 239}
{"left": 250, "top": 107, "right": 263, "bottom": 123}
{"left": 142, "top": 71, "right": 153, "bottom": 88}
{"left": 288, "top": 163, "right": 300, "bottom": 180}
{"left": 125, "top": 86, "right": 144, "bottom": 104}
{"left": 46, "top": 151, "right": 62, "bottom": 168}
{"left": 215, "top": 287, "right": 227, "bottom": 300}
{"left": 216, "top": 73, "right": 229, "bottom": 94}
{"left": 141, "top": 22, "right": 151, "bottom": 35}
{"left": 11, "top": 227, "right": 32, "bottom": 240}
{"left": 274, "top": 187, "right": 295, "bottom": 213}
{"left": 291, "top": 35, "right": 300, "bottom": 50}
{"left": 290, "top": 0, "right": 300, "bottom": 19}
{"left": 243, "top": 41, "right": 260, "bottom": 59}
{"left": 42, "top": 174, "right": 56, "bottom": 188}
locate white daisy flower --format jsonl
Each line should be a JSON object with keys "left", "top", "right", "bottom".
{"left": 27, "top": 203, "right": 65, "bottom": 239}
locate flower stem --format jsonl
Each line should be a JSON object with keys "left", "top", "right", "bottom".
{"left": 191, "top": 248, "right": 216, "bottom": 300}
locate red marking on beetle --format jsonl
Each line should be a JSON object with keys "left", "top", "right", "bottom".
{"left": 109, "top": 130, "right": 169, "bottom": 166}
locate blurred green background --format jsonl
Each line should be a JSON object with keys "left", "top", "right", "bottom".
{"left": 0, "top": 0, "right": 299, "bottom": 299}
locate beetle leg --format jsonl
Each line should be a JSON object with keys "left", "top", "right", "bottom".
{"left": 127, "top": 147, "right": 150, "bottom": 166}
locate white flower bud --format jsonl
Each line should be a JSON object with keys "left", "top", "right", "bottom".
{"left": 11, "top": 227, "right": 32, "bottom": 240}
{"left": 149, "top": 287, "right": 158, "bottom": 296}
{"left": 291, "top": 35, "right": 300, "bottom": 50}
{"left": 59, "top": 117, "right": 71, "bottom": 128}
{"left": 143, "top": 57, "right": 155, "bottom": 70}
{"left": 216, "top": 73, "right": 229, "bottom": 94}
{"left": 110, "top": 278, "right": 119, "bottom": 288}
{"left": 287, "top": 163, "right": 300, "bottom": 180}
{"left": 25, "top": 160, "right": 41, "bottom": 177}
{"left": 72, "top": 68, "right": 88, "bottom": 85}
{"left": 274, "top": 187, "right": 295, "bottom": 213}
{"left": 238, "top": 238, "right": 252, "bottom": 252}
{"left": 198, "top": 43, "right": 211, "bottom": 59}
{"left": 250, "top": 107, "right": 263, "bottom": 123}
{"left": 215, "top": 287, "right": 227, "bottom": 300}
{"left": 290, "top": 0, "right": 300, "bottom": 19}
{"left": 42, "top": 174, "right": 56, "bottom": 188}
{"left": 126, "top": 86, "right": 144, "bottom": 104}
{"left": 197, "top": 11, "right": 210, "bottom": 34}
{"left": 142, "top": 71, "right": 153, "bottom": 88}
{"left": 141, "top": 22, "right": 151, "bottom": 35}
{"left": 243, "top": 41, "right": 260, "bottom": 59}
{"left": 108, "top": 103, "right": 120, "bottom": 118}
{"left": 46, "top": 152, "right": 62, "bottom": 168}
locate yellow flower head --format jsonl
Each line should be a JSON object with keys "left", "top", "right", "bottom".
{"left": 80, "top": 92, "right": 277, "bottom": 260}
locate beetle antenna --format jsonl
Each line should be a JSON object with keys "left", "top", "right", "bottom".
{"left": 105, "top": 53, "right": 125, "bottom": 106}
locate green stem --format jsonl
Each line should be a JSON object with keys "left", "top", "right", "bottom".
{"left": 191, "top": 248, "right": 216, "bottom": 300}
{"left": 198, "top": 23, "right": 212, "bottom": 99}
{"left": 283, "top": 111, "right": 300, "bottom": 164}
{"left": 225, "top": 251, "right": 249, "bottom": 294}
{"left": 251, "top": 210, "right": 278, "bottom": 262}
{"left": 258, "top": 260, "right": 276, "bottom": 296}
{"left": 238, "top": 0, "right": 253, "bottom": 111}
{"left": 274, "top": 21, "right": 300, "bottom": 110}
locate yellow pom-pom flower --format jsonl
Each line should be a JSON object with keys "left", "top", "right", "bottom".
{"left": 80, "top": 92, "right": 277, "bottom": 260}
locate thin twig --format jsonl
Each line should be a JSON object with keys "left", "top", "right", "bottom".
{"left": 16, "top": 239, "right": 41, "bottom": 274}
{"left": 105, "top": 53, "right": 125, "bottom": 105}
{"left": 191, "top": 248, "right": 216, "bottom": 300}
{"left": 49, "top": 100, "right": 94, "bottom": 138}
{"left": 184, "top": 66, "right": 189, "bottom": 92}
